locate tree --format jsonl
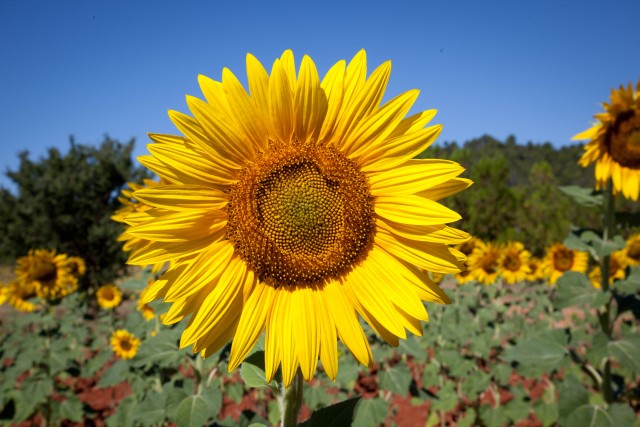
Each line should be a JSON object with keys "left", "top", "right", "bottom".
{"left": 0, "top": 135, "right": 149, "bottom": 290}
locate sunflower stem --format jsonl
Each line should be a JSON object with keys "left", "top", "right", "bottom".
{"left": 280, "top": 370, "right": 303, "bottom": 427}
{"left": 599, "top": 179, "right": 615, "bottom": 404}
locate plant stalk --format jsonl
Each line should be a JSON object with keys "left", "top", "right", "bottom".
{"left": 599, "top": 179, "right": 615, "bottom": 404}
{"left": 280, "top": 370, "right": 303, "bottom": 427}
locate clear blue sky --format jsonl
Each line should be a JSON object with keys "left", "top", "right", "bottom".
{"left": 1, "top": 0, "right": 639, "bottom": 190}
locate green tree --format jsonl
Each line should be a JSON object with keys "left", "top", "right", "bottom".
{"left": 0, "top": 135, "right": 149, "bottom": 290}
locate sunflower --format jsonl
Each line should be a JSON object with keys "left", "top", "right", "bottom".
{"left": 588, "top": 251, "right": 628, "bottom": 289}
{"left": 0, "top": 281, "right": 39, "bottom": 312}
{"left": 110, "top": 330, "right": 141, "bottom": 360}
{"left": 137, "top": 287, "right": 156, "bottom": 320}
{"left": 67, "top": 257, "right": 87, "bottom": 278}
{"left": 126, "top": 50, "right": 471, "bottom": 386}
{"left": 112, "top": 180, "right": 168, "bottom": 275}
{"left": 96, "top": 284, "right": 122, "bottom": 309}
{"left": 622, "top": 233, "right": 640, "bottom": 266}
{"left": 574, "top": 81, "right": 640, "bottom": 201}
{"left": 542, "top": 243, "right": 589, "bottom": 285}
{"left": 467, "top": 241, "right": 501, "bottom": 285}
{"left": 526, "top": 257, "right": 544, "bottom": 282}
{"left": 15, "top": 249, "right": 77, "bottom": 300}
{"left": 498, "top": 242, "right": 531, "bottom": 285}
{"left": 455, "top": 237, "right": 478, "bottom": 284}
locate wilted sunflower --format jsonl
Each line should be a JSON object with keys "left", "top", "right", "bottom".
{"left": 588, "top": 251, "right": 628, "bottom": 289}
{"left": 498, "top": 242, "right": 531, "bottom": 285}
{"left": 127, "top": 50, "right": 471, "bottom": 386}
{"left": 15, "top": 249, "right": 77, "bottom": 300}
{"left": 467, "top": 241, "right": 501, "bottom": 285}
{"left": 542, "top": 243, "right": 588, "bottom": 285}
{"left": 455, "top": 237, "right": 478, "bottom": 284}
{"left": 96, "top": 284, "right": 122, "bottom": 309}
{"left": 574, "top": 81, "right": 640, "bottom": 201}
{"left": 110, "top": 330, "right": 141, "bottom": 359}
{"left": 622, "top": 233, "right": 640, "bottom": 266}
{"left": 67, "top": 257, "right": 87, "bottom": 278}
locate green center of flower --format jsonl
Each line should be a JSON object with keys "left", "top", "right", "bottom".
{"left": 608, "top": 110, "right": 640, "bottom": 169}
{"left": 227, "top": 142, "right": 375, "bottom": 287}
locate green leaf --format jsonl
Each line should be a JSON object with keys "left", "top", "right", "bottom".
{"left": 421, "top": 362, "right": 440, "bottom": 389}
{"left": 59, "top": 396, "right": 83, "bottom": 423}
{"left": 106, "top": 396, "right": 137, "bottom": 427}
{"left": 564, "top": 232, "right": 593, "bottom": 252}
{"left": 431, "top": 382, "right": 458, "bottom": 412}
{"left": 456, "top": 409, "right": 477, "bottom": 427}
{"left": 226, "top": 383, "right": 244, "bottom": 404}
{"left": 201, "top": 384, "right": 222, "bottom": 417}
{"left": 558, "top": 376, "right": 589, "bottom": 425}
{"left": 615, "top": 266, "right": 640, "bottom": 296}
{"left": 559, "top": 186, "right": 602, "bottom": 207}
{"left": 565, "top": 405, "right": 615, "bottom": 427}
{"left": 175, "top": 395, "right": 209, "bottom": 427}
{"left": 132, "top": 328, "right": 185, "bottom": 368}
{"left": 586, "top": 332, "right": 609, "bottom": 366}
{"left": 134, "top": 391, "right": 167, "bottom": 426}
{"left": 608, "top": 337, "right": 640, "bottom": 373}
{"left": 300, "top": 396, "right": 361, "bottom": 427}
{"left": 555, "top": 272, "right": 599, "bottom": 309}
{"left": 305, "top": 384, "right": 335, "bottom": 410}
{"left": 352, "top": 398, "right": 389, "bottom": 427}
{"left": 240, "top": 351, "right": 270, "bottom": 387}
{"left": 534, "top": 401, "right": 558, "bottom": 427}
{"left": 98, "top": 360, "right": 129, "bottom": 388}
{"left": 607, "top": 403, "right": 635, "bottom": 427}
{"left": 379, "top": 363, "right": 412, "bottom": 395}
{"left": 165, "top": 388, "right": 189, "bottom": 420}
{"left": 503, "top": 330, "right": 568, "bottom": 374}
{"left": 268, "top": 400, "right": 280, "bottom": 426}
{"left": 479, "top": 404, "right": 509, "bottom": 427}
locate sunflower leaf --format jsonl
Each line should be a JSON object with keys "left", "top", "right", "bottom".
{"left": 559, "top": 185, "right": 603, "bottom": 207}
{"left": 174, "top": 395, "right": 209, "bottom": 427}
{"left": 554, "top": 272, "right": 597, "bottom": 309}
{"left": 240, "top": 351, "right": 270, "bottom": 388}
{"left": 608, "top": 337, "right": 640, "bottom": 373}
{"left": 300, "top": 395, "right": 361, "bottom": 427}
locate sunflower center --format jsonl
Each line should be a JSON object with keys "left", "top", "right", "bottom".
{"left": 33, "top": 261, "right": 57, "bottom": 283}
{"left": 227, "top": 142, "right": 375, "bottom": 287}
{"left": 120, "top": 339, "right": 132, "bottom": 351}
{"left": 553, "top": 249, "right": 574, "bottom": 272}
{"left": 628, "top": 241, "right": 640, "bottom": 261}
{"left": 608, "top": 110, "right": 640, "bottom": 169}
{"left": 503, "top": 254, "right": 522, "bottom": 272}
{"left": 481, "top": 254, "right": 498, "bottom": 274}
{"left": 102, "top": 289, "right": 115, "bottom": 300}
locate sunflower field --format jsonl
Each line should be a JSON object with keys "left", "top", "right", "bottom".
{"left": 0, "top": 52, "right": 639, "bottom": 427}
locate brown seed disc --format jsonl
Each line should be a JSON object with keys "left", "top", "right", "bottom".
{"left": 227, "top": 141, "right": 375, "bottom": 287}
{"left": 607, "top": 110, "right": 640, "bottom": 169}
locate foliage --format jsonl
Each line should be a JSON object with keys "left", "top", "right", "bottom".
{"left": 0, "top": 136, "right": 149, "bottom": 290}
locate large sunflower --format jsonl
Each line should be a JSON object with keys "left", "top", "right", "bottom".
{"left": 15, "top": 249, "right": 77, "bottom": 300}
{"left": 467, "top": 241, "right": 502, "bottom": 285}
{"left": 542, "top": 243, "right": 589, "bottom": 285}
{"left": 128, "top": 50, "right": 471, "bottom": 386}
{"left": 574, "top": 81, "right": 640, "bottom": 200}
{"left": 498, "top": 242, "right": 531, "bottom": 285}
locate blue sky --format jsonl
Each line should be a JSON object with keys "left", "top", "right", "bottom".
{"left": 1, "top": 0, "right": 639, "bottom": 190}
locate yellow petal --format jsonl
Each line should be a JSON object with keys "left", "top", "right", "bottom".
{"left": 369, "top": 160, "right": 464, "bottom": 196}
{"left": 294, "top": 55, "right": 327, "bottom": 143}
{"left": 268, "top": 59, "right": 294, "bottom": 144}
{"left": 376, "top": 195, "right": 461, "bottom": 225}
{"left": 133, "top": 185, "right": 227, "bottom": 211}
{"left": 318, "top": 60, "right": 346, "bottom": 142}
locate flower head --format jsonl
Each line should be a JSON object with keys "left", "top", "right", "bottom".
{"left": 467, "top": 241, "right": 502, "bottom": 285}
{"left": 15, "top": 249, "right": 77, "bottom": 301}
{"left": 96, "top": 284, "right": 122, "bottom": 309}
{"left": 126, "top": 50, "right": 471, "bottom": 386}
{"left": 542, "top": 243, "right": 588, "bottom": 285}
{"left": 110, "top": 330, "right": 141, "bottom": 359}
{"left": 498, "top": 242, "right": 531, "bottom": 285}
{"left": 67, "top": 257, "right": 87, "bottom": 278}
{"left": 622, "top": 233, "right": 640, "bottom": 266}
{"left": 455, "top": 237, "right": 478, "bottom": 284}
{"left": 574, "top": 81, "right": 640, "bottom": 200}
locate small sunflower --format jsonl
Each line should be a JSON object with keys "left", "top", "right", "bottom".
{"left": 588, "top": 251, "right": 628, "bottom": 289}
{"left": 96, "top": 284, "right": 122, "bottom": 309}
{"left": 498, "top": 242, "right": 531, "bottom": 285}
{"left": 110, "top": 330, "right": 141, "bottom": 360}
{"left": 526, "top": 257, "right": 544, "bottom": 282}
{"left": 622, "top": 233, "right": 640, "bottom": 266}
{"left": 0, "top": 281, "right": 39, "bottom": 312}
{"left": 455, "top": 237, "right": 478, "bottom": 284}
{"left": 467, "top": 241, "right": 502, "bottom": 285}
{"left": 15, "top": 249, "right": 77, "bottom": 300}
{"left": 574, "top": 80, "right": 640, "bottom": 201}
{"left": 126, "top": 50, "right": 471, "bottom": 386}
{"left": 67, "top": 257, "right": 87, "bottom": 278}
{"left": 542, "top": 243, "right": 589, "bottom": 285}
